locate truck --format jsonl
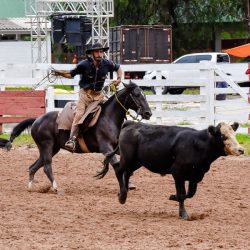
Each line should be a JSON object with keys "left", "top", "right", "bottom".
{"left": 143, "top": 52, "right": 250, "bottom": 95}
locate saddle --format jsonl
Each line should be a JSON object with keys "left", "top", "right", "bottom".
{"left": 56, "top": 101, "right": 102, "bottom": 131}
{"left": 56, "top": 101, "right": 103, "bottom": 153}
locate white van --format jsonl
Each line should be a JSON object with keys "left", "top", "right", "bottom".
{"left": 144, "top": 52, "right": 230, "bottom": 94}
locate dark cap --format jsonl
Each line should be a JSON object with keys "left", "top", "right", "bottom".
{"left": 85, "top": 42, "right": 109, "bottom": 54}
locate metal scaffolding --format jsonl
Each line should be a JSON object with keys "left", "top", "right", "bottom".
{"left": 25, "top": 0, "right": 114, "bottom": 63}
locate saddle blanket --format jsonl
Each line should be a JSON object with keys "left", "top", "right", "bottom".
{"left": 56, "top": 100, "right": 102, "bottom": 130}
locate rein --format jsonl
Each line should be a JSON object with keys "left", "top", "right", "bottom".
{"left": 114, "top": 89, "right": 142, "bottom": 122}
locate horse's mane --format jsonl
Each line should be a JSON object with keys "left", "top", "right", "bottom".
{"left": 102, "top": 86, "right": 127, "bottom": 107}
{"left": 102, "top": 82, "right": 138, "bottom": 107}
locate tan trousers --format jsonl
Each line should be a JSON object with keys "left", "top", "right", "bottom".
{"left": 70, "top": 88, "right": 104, "bottom": 138}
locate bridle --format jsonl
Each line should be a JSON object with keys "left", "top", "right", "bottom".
{"left": 114, "top": 88, "right": 144, "bottom": 121}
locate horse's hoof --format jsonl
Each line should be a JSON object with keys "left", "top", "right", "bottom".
{"left": 118, "top": 192, "right": 127, "bottom": 204}
{"left": 51, "top": 187, "right": 58, "bottom": 193}
{"left": 28, "top": 181, "right": 33, "bottom": 190}
{"left": 57, "top": 189, "right": 65, "bottom": 195}
{"left": 52, "top": 180, "right": 58, "bottom": 190}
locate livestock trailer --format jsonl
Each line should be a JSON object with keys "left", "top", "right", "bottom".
{"left": 109, "top": 25, "right": 172, "bottom": 64}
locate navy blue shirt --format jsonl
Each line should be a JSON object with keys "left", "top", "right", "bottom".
{"left": 70, "top": 57, "right": 120, "bottom": 91}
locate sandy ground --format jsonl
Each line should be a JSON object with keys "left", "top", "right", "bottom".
{"left": 0, "top": 146, "right": 249, "bottom": 250}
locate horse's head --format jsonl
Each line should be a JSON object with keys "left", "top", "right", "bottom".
{"left": 121, "top": 81, "right": 152, "bottom": 120}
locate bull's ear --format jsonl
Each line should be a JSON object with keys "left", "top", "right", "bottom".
{"left": 208, "top": 125, "right": 217, "bottom": 136}
{"left": 231, "top": 122, "right": 239, "bottom": 131}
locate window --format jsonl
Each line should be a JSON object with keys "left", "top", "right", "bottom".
{"left": 0, "top": 34, "right": 15, "bottom": 41}
{"left": 217, "top": 54, "right": 229, "bottom": 63}
{"left": 196, "top": 55, "right": 212, "bottom": 62}
{"left": 175, "top": 55, "right": 196, "bottom": 63}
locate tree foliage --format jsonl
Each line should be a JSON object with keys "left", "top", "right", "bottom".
{"left": 111, "top": 0, "right": 249, "bottom": 57}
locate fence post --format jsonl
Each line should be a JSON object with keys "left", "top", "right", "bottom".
{"left": 46, "top": 86, "right": 55, "bottom": 112}
{"left": 155, "top": 70, "right": 162, "bottom": 124}
{"left": 0, "top": 66, "right": 6, "bottom": 133}
{"left": 199, "top": 61, "right": 215, "bottom": 126}
{"left": 0, "top": 65, "right": 5, "bottom": 91}
{"left": 33, "top": 66, "right": 45, "bottom": 90}
{"left": 207, "top": 62, "right": 216, "bottom": 126}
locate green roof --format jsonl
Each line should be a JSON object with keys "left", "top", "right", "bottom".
{"left": 0, "top": 0, "right": 25, "bottom": 18}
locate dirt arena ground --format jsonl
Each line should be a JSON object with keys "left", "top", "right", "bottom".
{"left": 0, "top": 146, "right": 249, "bottom": 250}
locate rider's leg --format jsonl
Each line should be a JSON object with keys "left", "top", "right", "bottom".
{"left": 65, "top": 89, "right": 105, "bottom": 150}
{"left": 65, "top": 89, "right": 89, "bottom": 150}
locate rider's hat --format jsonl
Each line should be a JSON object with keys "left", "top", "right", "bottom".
{"left": 85, "top": 42, "right": 109, "bottom": 54}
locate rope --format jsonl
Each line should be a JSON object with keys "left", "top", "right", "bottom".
{"left": 113, "top": 84, "right": 142, "bottom": 122}
{"left": 32, "top": 70, "right": 141, "bottom": 121}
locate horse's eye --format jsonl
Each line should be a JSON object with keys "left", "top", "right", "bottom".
{"left": 133, "top": 89, "right": 141, "bottom": 97}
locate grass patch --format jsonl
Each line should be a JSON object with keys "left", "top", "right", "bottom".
{"left": 0, "top": 133, "right": 34, "bottom": 147}
{"left": 236, "top": 133, "right": 250, "bottom": 155}
{"left": 183, "top": 88, "right": 200, "bottom": 95}
{"left": 143, "top": 89, "right": 154, "bottom": 95}
{"left": 54, "top": 85, "right": 74, "bottom": 91}
{"left": 177, "top": 121, "right": 192, "bottom": 125}
{"left": 240, "top": 123, "right": 250, "bottom": 128}
{"left": 6, "top": 87, "right": 32, "bottom": 91}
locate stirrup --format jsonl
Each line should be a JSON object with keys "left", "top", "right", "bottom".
{"left": 65, "top": 136, "right": 76, "bottom": 151}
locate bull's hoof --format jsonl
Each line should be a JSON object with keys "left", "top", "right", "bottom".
{"left": 179, "top": 212, "right": 189, "bottom": 220}
{"left": 169, "top": 194, "right": 178, "bottom": 201}
{"left": 128, "top": 181, "right": 136, "bottom": 190}
{"left": 118, "top": 192, "right": 127, "bottom": 204}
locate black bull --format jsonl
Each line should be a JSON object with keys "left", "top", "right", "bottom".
{"left": 98, "top": 120, "right": 244, "bottom": 219}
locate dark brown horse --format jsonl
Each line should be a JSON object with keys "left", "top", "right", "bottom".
{"left": 0, "top": 82, "right": 152, "bottom": 191}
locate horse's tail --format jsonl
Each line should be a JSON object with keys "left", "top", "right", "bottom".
{"left": 0, "top": 138, "right": 11, "bottom": 149}
{"left": 95, "top": 145, "right": 120, "bottom": 179}
{"left": 0, "top": 118, "right": 36, "bottom": 151}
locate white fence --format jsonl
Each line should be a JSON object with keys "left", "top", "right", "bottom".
{"left": 0, "top": 62, "right": 249, "bottom": 133}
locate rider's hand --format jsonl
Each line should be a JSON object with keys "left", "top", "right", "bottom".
{"left": 110, "top": 77, "right": 121, "bottom": 91}
{"left": 115, "top": 77, "right": 121, "bottom": 85}
{"left": 51, "top": 70, "right": 62, "bottom": 76}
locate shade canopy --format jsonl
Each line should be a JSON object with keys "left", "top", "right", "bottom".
{"left": 223, "top": 43, "right": 250, "bottom": 58}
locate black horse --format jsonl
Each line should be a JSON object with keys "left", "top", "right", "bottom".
{"left": 0, "top": 82, "right": 152, "bottom": 191}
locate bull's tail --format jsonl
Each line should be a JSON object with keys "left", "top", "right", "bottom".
{"left": 95, "top": 145, "right": 119, "bottom": 179}
{"left": 0, "top": 118, "right": 36, "bottom": 151}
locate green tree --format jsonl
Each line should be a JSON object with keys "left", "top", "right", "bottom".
{"left": 112, "top": 0, "right": 249, "bottom": 58}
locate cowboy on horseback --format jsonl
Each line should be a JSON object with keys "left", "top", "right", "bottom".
{"left": 52, "top": 42, "right": 123, "bottom": 150}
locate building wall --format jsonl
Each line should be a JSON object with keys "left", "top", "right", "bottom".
{"left": 0, "top": 41, "right": 31, "bottom": 64}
